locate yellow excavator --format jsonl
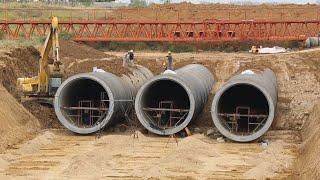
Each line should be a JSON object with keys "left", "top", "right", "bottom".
{"left": 17, "top": 17, "right": 64, "bottom": 104}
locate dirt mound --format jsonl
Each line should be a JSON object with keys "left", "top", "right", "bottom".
{"left": 113, "top": 3, "right": 320, "bottom": 21}
{"left": 0, "top": 47, "right": 39, "bottom": 95}
{"left": 0, "top": 47, "right": 60, "bottom": 129}
{"left": 58, "top": 40, "right": 134, "bottom": 77}
{"left": 296, "top": 100, "right": 320, "bottom": 179}
{"left": 0, "top": 84, "right": 40, "bottom": 153}
{"left": 59, "top": 40, "right": 108, "bottom": 60}
{"left": 64, "top": 58, "right": 130, "bottom": 77}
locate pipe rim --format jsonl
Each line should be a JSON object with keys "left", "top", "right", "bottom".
{"left": 135, "top": 75, "right": 196, "bottom": 135}
{"left": 54, "top": 73, "right": 115, "bottom": 134}
{"left": 211, "top": 80, "right": 275, "bottom": 142}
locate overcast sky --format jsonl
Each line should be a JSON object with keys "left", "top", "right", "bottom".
{"left": 116, "top": 0, "right": 319, "bottom": 4}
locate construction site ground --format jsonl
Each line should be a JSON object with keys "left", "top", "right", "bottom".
{"left": 2, "top": 3, "right": 320, "bottom": 21}
{"left": 0, "top": 40, "right": 319, "bottom": 179}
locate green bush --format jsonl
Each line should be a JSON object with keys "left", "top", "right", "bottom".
{"left": 59, "top": 31, "right": 74, "bottom": 40}
{"left": 166, "top": 43, "right": 195, "bottom": 53}
{"left": 85, "top": 40, "right": 303, "bottom": 53}
{"left": 134, "top": 42, "right": 148, "bottom": 50}
{"left": 130, "top": 0, "right": 147, "bottom": 7}
{"left": 0, "top": 31, "right": 5, "bottom": 40}
{"left": 283, "top": 40, "right": 301, "bottom": 49}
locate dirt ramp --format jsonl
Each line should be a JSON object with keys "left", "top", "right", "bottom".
{"left": 296, "top": 101, "right": 320, "bottom": 179}
{"left": 0, "top": 85, "right": 40, "bottom": 153}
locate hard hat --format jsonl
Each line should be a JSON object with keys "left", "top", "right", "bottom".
{"left": 130, "top": 49, "right": 133, "bottom": 53}
{"left": 168, "top": 51, "right": 171, "bottom": 55}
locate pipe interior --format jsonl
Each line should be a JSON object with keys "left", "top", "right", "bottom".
{"left": 59, "top": 78, "right": 109, "bottom": 128}
{"left": 141, "top": 79, "right": 190, "bottom": 131}
{"left": 217, "top": 84, "right": 269, "bottom": 135}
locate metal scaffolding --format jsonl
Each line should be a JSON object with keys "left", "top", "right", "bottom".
{"left": 218, "top": 106, "right": 268, "bottom": 136}
{"left": 143, "top": 101, "right": 189, "bottom": 130}
{"left": 61, "top": 92, "right": 109, "bottom": 128}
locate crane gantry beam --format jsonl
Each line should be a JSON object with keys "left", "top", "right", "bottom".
{"left": 1, "top": 19, "right": 319, "bottom": 42}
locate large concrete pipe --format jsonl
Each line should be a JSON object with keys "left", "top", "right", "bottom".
{"left": 306, "top": 37, "right": 320, "bottom": 48}
{"left": 135, "top": 64, "right": 214, "bottom": 135}
{"left": 211, "top": 69, "right": 277, "bottom": 142}
{"left": 54, "top": 65, "right": 153, "bottom": 134}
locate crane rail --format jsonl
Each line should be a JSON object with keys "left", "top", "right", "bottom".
{"left": 1, "top": 19, "right": 319, "bottom": 42}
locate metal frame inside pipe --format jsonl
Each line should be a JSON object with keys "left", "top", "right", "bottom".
{"left": 211, "top": 69, "right": 277, "bottom": 142}
{"left": 54, "top": 65, "right": 153, "bottom": 134}
{"left": 135, "top": 64, "right": 214, "bottom": 135}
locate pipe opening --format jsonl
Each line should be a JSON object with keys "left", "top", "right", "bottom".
{"left": 140, "top": 79, "right": 190, "bottom": 131}
{"left": 217, "top": 84, "right": 269, "bottom": 136}
{"left": 59, "top": 78, "right": 109, "bottom": 128}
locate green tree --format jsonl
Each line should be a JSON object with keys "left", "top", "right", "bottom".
{"left": 161, "top": 0, "right": 171, "bottom": 4}
{"left": 130, "top": 0, "right": 147, "bottom": 7}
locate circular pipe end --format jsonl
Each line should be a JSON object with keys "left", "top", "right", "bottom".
{"left": 54, "top": 73, "right": 114, "bottom": 134}
{"left": 135, "top": 76, "right": 195, "bottom": 135}
{"left": 211, "top": 81, "right": 275, "bottom": 142}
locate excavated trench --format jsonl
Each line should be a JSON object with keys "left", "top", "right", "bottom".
{"left": 1, "top": 44, "right": 320, "bottom": 179}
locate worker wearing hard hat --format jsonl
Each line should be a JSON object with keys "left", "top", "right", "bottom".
{"left": 128, "top": 49, "right": 134, "bottom": 66}
{"left": 123, "top": 49, "right": 135, "bottom": 67}
{"left": 165, "top": 51, "right": 174, "bottom": 70}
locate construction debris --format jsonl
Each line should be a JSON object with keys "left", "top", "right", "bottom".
{"left": 250, "top": 46, "right": 287, "bottom": 54}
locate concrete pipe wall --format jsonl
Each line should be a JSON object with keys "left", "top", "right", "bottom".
{"left": 306, "top": 37, "right": 320, "bottom": 48}
{"left": 211, "top": 69, "right": 277, "bottom": 142}
{"left": 54, "top": 65, "right": 153, "bottom": 134}
{"left": 135, "top": 64, "right": 214, "bottom": 135}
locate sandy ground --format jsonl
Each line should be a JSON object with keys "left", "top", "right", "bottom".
{"left": 112, "top": 3, "right": 320, "bottom": 21}
{"left": 296, "top": 102, "right": 320, "bottom": 179}
{"left": 0, "top": 129, "right": 298, "bottom": 179}
{"left": 0, "top": 84, "right": 40, "bottom": 153}
{"left": 0, "top": 43, "right": 319, "bottom": 179}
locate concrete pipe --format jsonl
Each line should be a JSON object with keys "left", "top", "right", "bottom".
{"left": 135, "top": 64, "right": 214, "bottom": 135}
{"left": 54, "top": 65, "right": 153, "bottom": 134}
{"left": 306, "top": 37, "right": 320, "bottom": 48}
{"left": 211, "top": 69, "right": 277, "bottom": 142}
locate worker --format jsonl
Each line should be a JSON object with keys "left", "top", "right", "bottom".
{"left": 122, "top": 49, "right": 135, "bottom": 67}
{"left": 128, "top": 49, "right": 134, "bottom": 66}
{"left": 165, "top": 51, "right": 173, "bottom": 70}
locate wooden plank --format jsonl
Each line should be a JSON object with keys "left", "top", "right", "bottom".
{"left": 143, "top": 107, "right": 189, "bottom": 112}
{"left": 62, "top": 106, "right": 108, "bottom": 111}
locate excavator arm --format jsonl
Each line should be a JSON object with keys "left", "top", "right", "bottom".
{"left": 38, "top": 16, "right": 61, "bottom": 94}
{"left": 17, "top": 16, "right": 64, "bottom": 99}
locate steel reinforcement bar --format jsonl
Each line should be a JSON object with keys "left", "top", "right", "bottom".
{"left": 0, "top": 19, "right": 320, "bottom": 42}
